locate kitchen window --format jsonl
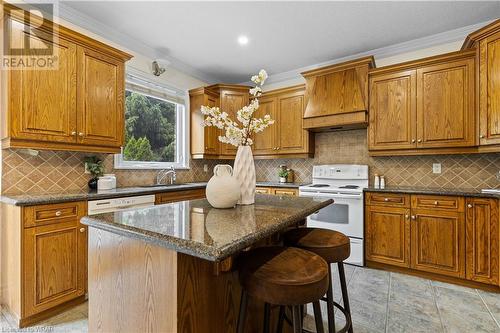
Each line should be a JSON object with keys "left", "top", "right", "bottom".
{"left": 114, "top": 73, "right": 189, "bottom": 169}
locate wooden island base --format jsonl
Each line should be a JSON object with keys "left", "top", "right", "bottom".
{"left": 88, "top": 228, "right": 292, "bottom": 333}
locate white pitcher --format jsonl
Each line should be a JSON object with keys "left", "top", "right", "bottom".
{"left": 206, "top": 164, "right": 241, "bottom": 209}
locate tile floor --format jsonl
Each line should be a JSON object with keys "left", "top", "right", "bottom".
{"left": 1, "top": 266, "right": 499, "bottom": 333}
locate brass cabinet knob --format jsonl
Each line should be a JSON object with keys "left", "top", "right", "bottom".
{"left": 384, "top": 198, "right": 389, "bottom": 202}
{"left": 79, "top": 227, "right": 86, "bottom": 233}
{"left": 55, "top": 210, "right": 62, "bottom": 217}
{"left": 411, "top": 139, "right": 416, "bottom": 143}
{"left": 411, "top": 215, "right": 416, "bottom": 220}
{"left": 467, "top": 204, "right": 473, "bottom": 208}
{"left": 480, "top": 135, "right": 485, "bottom": 139}
{"left": 405, "top": 214, "right": 409, "bottom": 219}
{"left": 434, "top": 201, "right": 439, "bottom": 205}
{"left": 417, "top": 139, "right": 422, "bottom": 143}
{"left": 78, "top": 132, "right": 84, "bottom": 137}
{"left": 277, "top": 147, "right": 280, "bottom": 150}
{"left": 71, "top": 131, "right": 77, "bottom": 136}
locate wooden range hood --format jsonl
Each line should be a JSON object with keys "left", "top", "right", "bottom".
{"left": 301, "top": 56, "right": 375, "bottom": 132}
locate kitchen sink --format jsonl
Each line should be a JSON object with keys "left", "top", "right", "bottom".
{"left": 481, "top": 189, "right": 500, "bottom": 194}
{"left": 139, "top": 183, "right": 185, "bottom": 188}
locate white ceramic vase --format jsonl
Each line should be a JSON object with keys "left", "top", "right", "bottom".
{"left": 233, "top": 146, "right": 256, "bottom": 205}
{"left": 206, "top": 165, "right": 240, "bottom": 208}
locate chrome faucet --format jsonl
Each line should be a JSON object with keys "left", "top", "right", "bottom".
{"left": 157, "top": 166, "right": 176, "bottom": 185}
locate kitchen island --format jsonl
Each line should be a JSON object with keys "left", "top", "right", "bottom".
{"left": 81, "top": 194, "right": 333, "bottom": 333}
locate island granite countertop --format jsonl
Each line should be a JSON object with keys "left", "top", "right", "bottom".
{"left": 81, "top": 194, "right": 333, "bottom": 261}
{"left": 364, "top": 186, "right": 500, "bottom": 199}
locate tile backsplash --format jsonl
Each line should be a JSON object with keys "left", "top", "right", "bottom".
{"left": 2, "top": 129, "right": 500, "bottom": 194}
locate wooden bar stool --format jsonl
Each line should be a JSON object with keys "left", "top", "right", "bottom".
{"left": 283, "top": 228, "right": 353, "bottom": 333}
{"left": 237, "top": 246, "right": 329, "bottom": 333}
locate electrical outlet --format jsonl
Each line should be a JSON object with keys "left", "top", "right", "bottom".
{"left": 84, "top": 162, "right": 91, "bottom": 174}
{"left": 203, "top": 164, "right": 208, "bottom": 173}
{"left": 496, "top": 171, "right": 500, "bottom": 181}
{"left": 432, "top": 163, "right": 442, "bottom": 174}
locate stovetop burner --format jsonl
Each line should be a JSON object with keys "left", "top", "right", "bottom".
{"left": 309, "top": 184, "right": 330, "bottom": 188}
{"left": 339, "top": 185, "right": 360, "bottom": 189}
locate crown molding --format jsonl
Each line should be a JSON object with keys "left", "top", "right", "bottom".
{"left": 57, "top": 2, "right": 219, "bottom": 84}
{"left": 242, "top": 19, "right": 493, "bottom": 86}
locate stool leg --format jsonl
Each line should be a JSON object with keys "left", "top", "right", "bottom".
{"left": 313, "top": 301, "right": 325, "bottom": 333}
{"left": 237, "top": 290, "right": 248, "bottom": 333}
{"left": 338, "top": 263, "right": 353, "bottom": 333}
{"left": 276, "top": 306, "right": 285, "bottom": 333}
{"left": 263, "top": 303, "right": 271, "bottom": 333}
{"left": 326, "top": 265, "right": 336, "bottom": 333}
{"left": 291, "top": 305, "right": 302, "bottom": 333}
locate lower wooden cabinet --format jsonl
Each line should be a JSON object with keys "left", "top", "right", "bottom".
{"left": 365, "top": 192, "right": 499, "bottom": 287}
{"left": 466, "top": 198, "right": 499, "bottom": 285}
{"left": 410, "top": 208, "right": 465, "bottom": 278}
{"left": 255, "top": 187, "right": 298, "bottom": 196}
{"left": 365, "top": 205, "right": 411, "bottom": 268}
{"left": 155, "top": 188, "right": 206, "bottom": 205}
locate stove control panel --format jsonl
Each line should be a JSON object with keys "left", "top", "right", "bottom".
{"left": 313, "top": 165, "right": 368, "bottom": 180}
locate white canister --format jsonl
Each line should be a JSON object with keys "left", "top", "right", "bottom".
{"left": 374, "top": 174, "right": 380, "bottom": 189}
{"left": 206, "top": 165, "right": 241, "bottom": 209}
{"left": 97, "top": 174, "right": 116, "bottom": 190}
{"left": 380, "top": 176, "right": 385, "bottom": 189}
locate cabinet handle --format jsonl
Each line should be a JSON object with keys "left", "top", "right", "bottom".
{"left": 71, "top": 131, "right": 77, "bottom": 136}
{"left": 78, "top": 132, "right": 84, "bottom": 137}
{"left": 384, "top": 198, "right": 389, "bottom": 202}
{"left": 405, "top": 214, "right": 409, "bottom": 219}
{"left": 411, "top": 139, "right": 416, "bottom": 143}
{"left": 417, "top": 139, "right": 422, "bottom": 143}
{"left": 277, "top": 147, "right": 280, "bottom": 150}
{"left": 79, "top": 227, "right": 86, "bottom": 233}
{"left": 467, "top": 204, "right": 473, "bottom": 208}
{"left": 55, "top": 210, "right": 62, "bottom": 217}
{"left": 411, "top": 215, "right": 416, "bottom": 220}
{"left": 480, "top": 135, "right": 485, "bottom": 139}
{"left": 434, "top": 201, "right": 439, "bottom": 205}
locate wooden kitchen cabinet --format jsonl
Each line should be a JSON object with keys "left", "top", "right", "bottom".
{"left": 189, "top": 87, "right": 220, "bottom": 158}
{"left": 466, "top": 198, "right": 499, "bottom": 285}
{"left": 255, "top": 187, "right": 299, "bottom": 196}
{"left": 368, "top": 70, "right": 416, "bottom": 150}
{"left": 365, "top": 205, "right": 411, "bottom": 268}
{"left": 368, "top": 50, "right": 476, "bottom": 155}
{"left": 252, "top": 85, "right": 313, "bottom": 158}
{"left": 155, "top": 188, "right": 206, "bottom": 205}
{"left": 219, "top": 86, "right": 250, "bottom": 157}
{"left": 1, "top": 5, "right": 132, "bottom": 153}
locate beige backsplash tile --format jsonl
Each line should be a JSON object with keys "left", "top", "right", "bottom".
{"left": 2, "top": 129, "right": 500, "bottom": 194}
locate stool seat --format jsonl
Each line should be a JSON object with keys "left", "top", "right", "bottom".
{"left": 239, "top": 246, "right": 329, "bottom": 305}
{"left": 283, "top": 228, "right": 350, "bottom": 263}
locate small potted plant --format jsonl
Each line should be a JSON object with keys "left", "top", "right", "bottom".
{"left": 84, "top": 156, "right": 104, "bottom": 190}
{"left": 278, "top": 169, "right": 289, "bottom": 183}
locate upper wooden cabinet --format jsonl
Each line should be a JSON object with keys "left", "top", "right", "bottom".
{"left": 368, "top": 50, "right": 476, "bottom": 155}
{"left": 463, "top": 19, "right": 500, "bottom": 148}
{"left": 1, "top": 6, "right": 132, "bottom": 153}
{"left": 189, "top": 84, "right": 249, "bottom": 159}
{"left": 252, "top": 85, "right": 313, "bottom": 158}
{"left": 301, "top": 56, "right": 374, "bottom": 131}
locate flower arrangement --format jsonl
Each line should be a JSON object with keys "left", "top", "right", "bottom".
{"left": 201, "top": 70, "right": 274, "bottom": 146}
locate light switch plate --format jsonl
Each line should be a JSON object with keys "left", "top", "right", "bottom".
{"left": 203, "top": 164, "right": 208, "bottom": 172}
{"left": 432, "top": 163, "right": 442, "bottom": 174}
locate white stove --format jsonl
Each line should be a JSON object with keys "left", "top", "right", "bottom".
{"left": 299, "top": 165, "right": 368, "bottom": 266}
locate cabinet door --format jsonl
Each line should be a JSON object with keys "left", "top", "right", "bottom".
{"left": 272, "top": 188, "right": 298, "bottom": 196}
{"left": 479, "top": 31, "right": 500, "bottom": 145}
{"left": 277, "top": 91, "right": 307, "bottom": 154}
{"left": 23, "top": 218, "right": 87, "bottom": 317}
{"left": 365, "top": 205, "right": 411, "bottom": 267}
{"left": 219, "top": 90, "right": 248, "bottom": 156}
{"left": 204, "top": 93, "right": 220, "bottom": 155}
{"left": 368, "top": 70, "right": 416, "bottom": 150}
{"left": 410, "top": 209, "right": 465, "bottom": 278}
{"left": 416, "top": 58, "right": 475, "bottom": 148}
{"left": 252, "top": 96, "right": 277, "bottom": 155}
{"left": 466, "top": 198, "right": 499, "bottom": 285}
{"left": 9, "top": 23, "right": 77, "bottom": 143}
{"left": 77, "top": 46, "right": 124, "bottom": 148}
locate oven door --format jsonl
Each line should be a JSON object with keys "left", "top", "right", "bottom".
{"left": 299, "top": 192, "right": 364, "bottom": 239}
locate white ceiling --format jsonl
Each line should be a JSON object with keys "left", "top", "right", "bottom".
{"left": 61, "top": 1, "right": 500, "bottom": 83}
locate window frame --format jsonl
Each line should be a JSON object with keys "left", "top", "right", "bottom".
{"left": 114, "top": 81, "right": 190, "bottom": 170}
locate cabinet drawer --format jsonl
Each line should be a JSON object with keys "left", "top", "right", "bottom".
{"left": 24, "top": 202, "right": 86, "bottom": 228}
{"left": 155, "top": 188, "right": 206, "bottom": 205}
{"left": 411, "top": 195, "right": 464, "bottom": 212}
{"left": 365, "top": 192, "right": 410, "bottom": 208}
{"left": 273, "top": 188, "right": 298, "bottom": 196}
{"left": 256, "top": 187, "right": 272, "bottom": 194}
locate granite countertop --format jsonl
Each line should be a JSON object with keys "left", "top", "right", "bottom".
{"left": 81, "top": 195, "right": 333, "bottom": 261}
{"left": 256, "top": 181, "right": 308, "bottom": 188}
{"left": 364, "top": 186, "right": 500, "bottom": 199}
{"left": 0, "top": 183, "right": 208, "bottom": 206}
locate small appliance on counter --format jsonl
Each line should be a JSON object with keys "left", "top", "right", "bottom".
{"left": 299, "top": 164, "right": 368, "bottom": 266}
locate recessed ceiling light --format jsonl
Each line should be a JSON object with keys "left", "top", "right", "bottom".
{"left": 238, "top": 35, "right": 249, "bottom": 46}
